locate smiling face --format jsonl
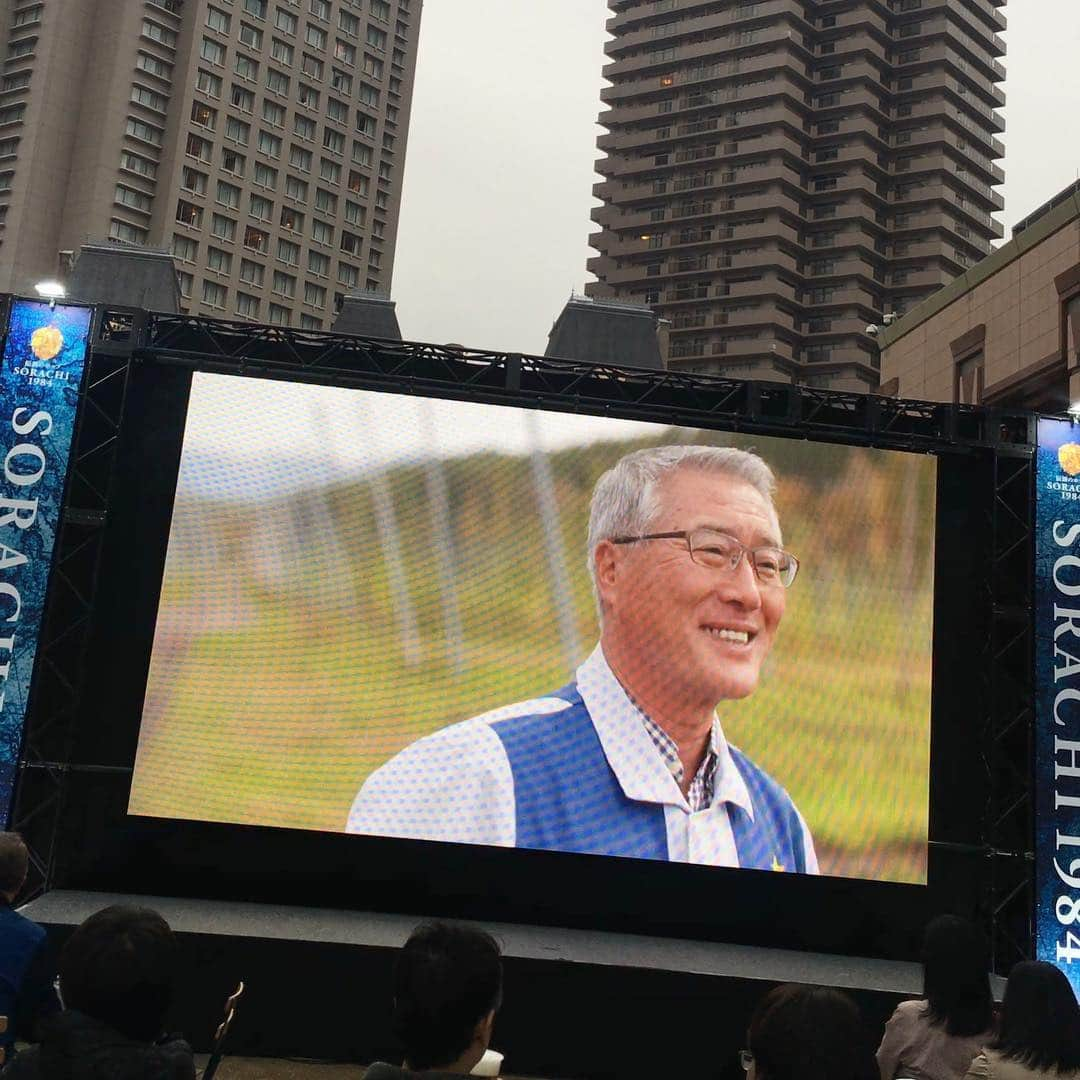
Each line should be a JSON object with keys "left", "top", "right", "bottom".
{"left": 595, "top": 466, "right": 787, "bottom": 715}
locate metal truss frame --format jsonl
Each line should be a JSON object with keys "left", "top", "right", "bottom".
{"left": 9, "top": 307, "right": 1039, "bottom": 968}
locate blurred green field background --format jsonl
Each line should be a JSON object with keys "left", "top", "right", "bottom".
{"left": 130, "top": 426, "right": 936, "bottom": 883}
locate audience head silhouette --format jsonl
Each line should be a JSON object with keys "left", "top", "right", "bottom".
{"left": 992, "top": 960, "right": 1080, "bottom": 1072}
{"left": 746, "top": 983, "right": 877, "bottom": 1080}
{"left": 391, "top": 922, "right": 502, "bottom": 1075}
{"left": 60, "top": 905, "right": 180, "bottom": 1042}
{"left": 0, "top": 831, "right": 29, "bottom": 901}
{"left": 921, "top": 914, "right": 993, "bottom": 1036}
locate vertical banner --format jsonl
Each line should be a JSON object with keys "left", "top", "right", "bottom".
{"left": 1036, "top": 416, "right": 1080, "bottom": 991}
{"left": 0, "top": 300, "right": 92, "bottom": 826}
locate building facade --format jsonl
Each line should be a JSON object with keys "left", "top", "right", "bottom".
{"left": 587, "top": 0, "right": 1005, "bottom": 390}
{"left": 0, "top": 0, "right": 421, "bottom": 328}
{"left": 878, "top": 184, "right": 1080, "bottom": 412}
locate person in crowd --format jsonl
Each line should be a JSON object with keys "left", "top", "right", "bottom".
{"left": 364, "top": 922, "right": 502, "bottom": 1079}
{"left": 2, "top": 905, "right": 194, "bottom": 1080}
{"left": 742, "top": 982, "right": 878, "bottom": 1080}
{"left": 964, "top": 961, "right": 1080, "bottom": 1080}
{"left": 877, "top": 914, "right": 995, "bottom": 1080}
{"left": 0, "top": 833, "right": 58, "bottom": 1060}
{"left": 349, "top": 445, "right": 817, "bottom": 873}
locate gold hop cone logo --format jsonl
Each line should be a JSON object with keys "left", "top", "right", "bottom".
{"left": 1061, "top": 443, "right": 1080, "bottom": 477}
{"left": 30, "top": 325, "right": 64, "bottom": 362}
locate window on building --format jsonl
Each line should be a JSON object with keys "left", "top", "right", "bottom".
{"left": 240, "top": 21, "right": 264, "bottom": 49}
{"left": 231, "top": 84, "right": 255, "bottom": 111}
{"left": 340, "top": 229, "right": 361, "bottom": 255}
{"left": 237, "top": 292, "right": 261, "bottom": 319}
{"left": 211, "top": 212, "right": 237, "bottom": 241}
{"left": 200, "top": 36, "right": 226, "bottom": 65}
{"left": 319, "top": 157, "right": 341, "bottom": 183}
{"left": 268, "top": 303, "right": 290, "bottom": 325}
{"left": 306, "top": 23, "right": 327, "bottom": 48}
{"left": 222, "top": 147, "right": 246, "bottom": 175}
{"left": 298, "top": 82, "right": 320, "bottom": 109}
{"left": 239, "top": 258, "right": 265, "bottom": 286}
{"left": 122, "top": 151, "right": 157, "bottom": 178}
{"left": 304, "top": 282, "right": 326, "bottom": 308}
{"left": 338, "top": 10, "right": 359, "bottom": 36}
{"left": 207, "top": 246, "right": 233, "bottom": 274}
{"left": 258, "top": 129, "right": 282, "bottom": 157}
{"left": 197, "top": 69, "right": 223, "bottom": 98}
{"left": 294, "top": 114, "right": 316, "bottom": 140}
{"left": 207, "top": 6, "right": 231, "bottom": 33}
{"left": 323, "top": 128, "right": 345, "bottom": 154}
{"left": 266, "top": 68, "right": 290, "bottom": 95}
{"left": 310, "top": 0, "right": 331, "bottom": 18}
{"left": 285, "top": 174, "right": 308, "bottom": 201}
{"left": 308, "top": 249, "right": 330, "bottom": 276}
{"left": 217, "top": 180, "right": 241, "bottom": 207}
{"left": 263, "top": 99, "right": 286, "bottom": 126}
{"left": 332, "top": 68, "right": 353, "bottom": 94}
{"left": 290, "top": 144, "right": 313, "bottom": 171}
{"left": 175, "top": 269, "right": 193, "bottom": 295}
{"left": 191, "top": 100, "right": 217, "bottom": 129}
{"left": 172, "top": 235, "right": 198, "bottom": 263}
{"left": 311, "top": 218, "right": 334, "bottom": 245}
{"left": 185, "top": 133, "right": 212, "bottom": 161}
{"left": 136, "top": 52, "right": 172, "bottom": 79}
{"left": 351, "top": 142, "right": 372, "bottom": 167}
{"left": 235, "top": 54, "right": 259, "bottom": 80}
{"left": 276, "top": 7, "right": 298, "bottom": 34}
{"left": 366, "top": 25, "right": 386, "bottom": 50}
{"left": 344, "top": 200, "right": 365, "bottom": 226}
{"left": 327, "top": 96, "right": 348, "bottom": 124}
{"left": 272, "top": 270, "right": 297, "bottom": 298}
{"left": 143, "top": 20, "right": 177, "bottom": 46}
{"left": 250, "top": 192, "right": 274, "bottom": 220}
{"left": 175, "top": 199, "right": 202, "bottom": 227}
{"left": 301, "top": 52, "right": 324, "bottom": 78}
{"left": 277, "top": 237, "right": 300, "bottom": 264}
{"left": 272, "top": 37, "right": 294, "bottom": 64}
{"left": 280, "top": 204, "right": 305, "bottom": 231}
{"left": 181, "top": 166, "right": 207, "bottom": 195}
{"left": 355, "top": 112, "right": 376, "bottom": 137}
{"left": 254, "top": 162, "right": 278, "bottom": 189}
{"left": 347, "top": 169, "right": 369, "bottom": 196}
{"left": 243, "top": 0, "right": 268, "bottom": 18}
{"left": 244, "top": 225, "right": 270, "bottom": 252}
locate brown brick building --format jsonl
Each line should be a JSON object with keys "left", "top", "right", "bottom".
{"left": 878, "top": 183, "right": 1080, "bottom": 412}
{"left": 0, "top": 0, "right": 421, "bottom": 328}
{"left": 586, "top": 0, "right": 1006, "bottom": 391}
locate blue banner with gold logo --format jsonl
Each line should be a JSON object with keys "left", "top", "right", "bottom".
{"left": 0, "top": 300, "right": 93, "bottom": 826}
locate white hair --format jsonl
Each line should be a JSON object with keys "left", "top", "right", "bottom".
{"left": 586, "top": 444, "right": 779, "bottom": 614}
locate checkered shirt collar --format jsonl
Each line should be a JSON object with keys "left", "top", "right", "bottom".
{"left": 575, "top": 645, "right": 754, "bottom": 818}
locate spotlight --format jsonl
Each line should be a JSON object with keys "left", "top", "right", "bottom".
{"left": 33, "top": 281, "right": 66, "bottom": 300}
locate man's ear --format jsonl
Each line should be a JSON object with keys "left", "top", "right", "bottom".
{"left": 593, "top": 539, "right": 620, "bottom": 611}
{"left": 474, "top": 1009, "right": 495, "bottom": 1048}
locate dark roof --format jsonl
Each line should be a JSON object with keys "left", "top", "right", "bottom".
{"left": 332, "top": 293, "right": 402, "bottom": 339}
{"left": 545, "top": 296, "right": 663, "bottom": 370}
{"left": 65, "top": 243, "right": 181, "bottom": 312}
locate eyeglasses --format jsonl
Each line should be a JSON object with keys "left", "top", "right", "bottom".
{"left": 610, "top": 527, "right": 799, "bottom": 588}
{"left": 739, "top": 1050, "right": 754, "bottom": 1072}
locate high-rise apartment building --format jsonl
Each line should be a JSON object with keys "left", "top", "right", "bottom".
{"left": 0, "top": 0, "right": 422, "bottom": 328}
{"left": 587, "top": 0, "right": 1005, "bottom": 390}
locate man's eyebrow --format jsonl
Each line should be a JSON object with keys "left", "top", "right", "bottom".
{"left": 699, "top": 521, "right": 783, "bottom": 548}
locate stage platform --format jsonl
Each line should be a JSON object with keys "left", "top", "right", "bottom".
{"left": 23, "top": 890, "right": 935, "bottom": 1080}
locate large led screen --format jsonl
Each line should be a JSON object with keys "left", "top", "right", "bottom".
{"left": 130, "top": 373, "right": 937, "bottom": 884}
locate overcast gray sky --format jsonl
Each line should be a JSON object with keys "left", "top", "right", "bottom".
{"left": 391, "top": 1, "right": 1080, "bottom": 356}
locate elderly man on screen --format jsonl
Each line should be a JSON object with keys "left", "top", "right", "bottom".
{"left": 347, "top": 445, "right": 819, "bottom": 873}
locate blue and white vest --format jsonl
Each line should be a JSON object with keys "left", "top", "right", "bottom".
{"left": 490, "top": 682, "right": 807, "bottom": 871}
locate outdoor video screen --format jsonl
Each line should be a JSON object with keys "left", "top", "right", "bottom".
{"left": 129, "top": 372, "right": 937, "bottom": 884}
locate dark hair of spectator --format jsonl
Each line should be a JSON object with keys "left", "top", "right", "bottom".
{"left": 392, "top": 922, "right": 503, "bottom": 1071}
{"left": 0, "top": 831, "right": 28, "bottom": 896}
{"left": 747, "top": 983, "right": 878, "bottom": 1080}
{"left": 59, "top": 905, "right": 179, "bottom": 1042}
{"left": 921, "top": 914, "right": 994, "bottom": 1036}
{"left": 992, "top": 961, "right": 1080, "bottom": 1071}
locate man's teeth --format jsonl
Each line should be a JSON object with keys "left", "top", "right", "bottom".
{"left": 705, "top": 627, "right": 749, "bottom": 644}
